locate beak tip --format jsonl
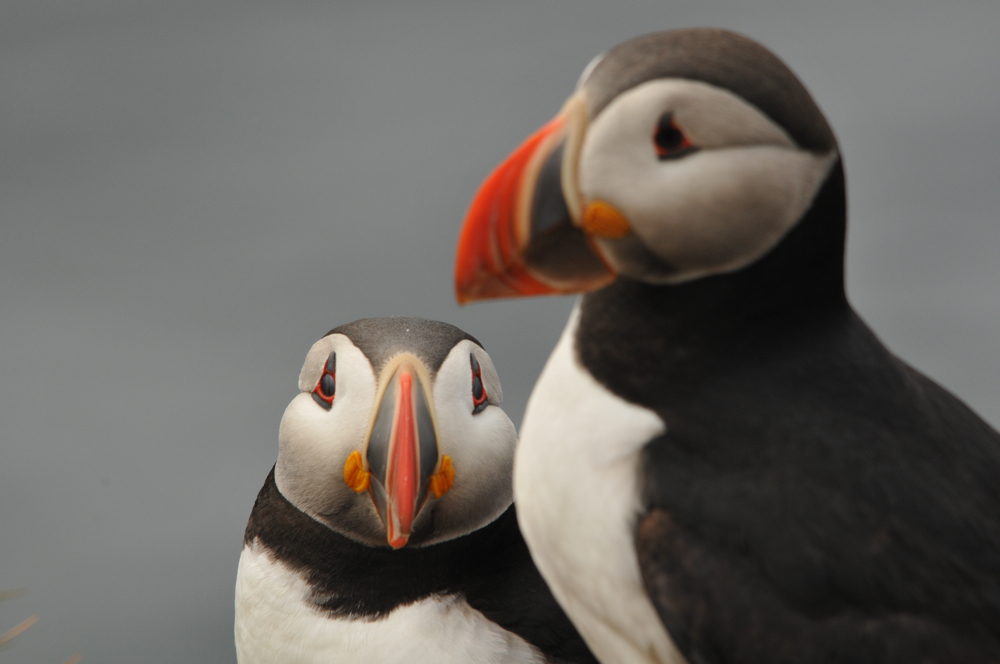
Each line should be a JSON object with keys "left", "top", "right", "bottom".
{"left": 454, "top": 236, "right": 497, "bottom": 305}
{"left": 388, "top": 534, "right": 409, "bottom": 549}
{"left": 454, "top": 275, "right": 473, "bottom": 306}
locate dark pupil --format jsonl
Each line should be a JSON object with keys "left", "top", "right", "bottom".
{"left": 655, "top": 114, "right": 684, "bottom": 152}
{"left": 472, "top": 375, "right": 483, "bottom": 400}
{"left": 320, "top": 373, "right": 335, "bottom": 397}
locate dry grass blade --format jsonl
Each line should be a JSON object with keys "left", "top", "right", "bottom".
{"left": 0, "top": 589, "right": 27, "bottom": 603}
{"left": 0, "top": 614, "right": 39, "bottom": 648}
{"left": 1, "top": 588, "right": 80, "bottom": 661}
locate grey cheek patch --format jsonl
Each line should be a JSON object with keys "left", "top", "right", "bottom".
{"left": 524, "top": 143, "right": 611, "bottom": 286}
{"left": 366, "top": 393, "right": 393, "bottom": 481}
{"left": 414, "top": 383, "right": 439, "bottom": 504}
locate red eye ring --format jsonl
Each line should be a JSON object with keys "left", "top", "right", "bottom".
{"left": 653, "top": 113, "right": 696, "bottom": 160}
{"left": 312, "top": 352, "right": 336, "bottom": 411}
{"left": 471, "top": 353, "right": 488, "bottom": 414}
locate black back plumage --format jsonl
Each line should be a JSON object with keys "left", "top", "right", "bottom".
{"left": 245, "top": 469, "right": 598, "bottom": 664}
{"left": 575, "top": 159, "right": 1000, "bottom": 661}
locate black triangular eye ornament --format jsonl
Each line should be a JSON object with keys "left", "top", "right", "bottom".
{"left": 470, "top": 353, "right": 488, "bottom": 414}
{"left": 653, "top": 113, "right": 696, "bottom": 160}
{"left": 312, "top": 351, "right": 336, "bottom": 410}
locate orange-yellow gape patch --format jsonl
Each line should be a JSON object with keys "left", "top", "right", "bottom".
{"left": 429, "top": 455, "right": 455, "bottom": 498}
{"left": 581, "top": 200, "right": 632, "bottom": 239}
{"left": 343, "top": 450, "right": 371, "bottom": 493}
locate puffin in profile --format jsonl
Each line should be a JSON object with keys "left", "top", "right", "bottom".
{"left": 454, "top": 29, "right": 1000, "bottom": 664}
{"left": 235, "top": 317, "right": 596, "bottom": 664}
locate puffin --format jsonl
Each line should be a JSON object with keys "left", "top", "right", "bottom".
{"left": 235, "top": 317, "right": 597, "bottom": 664}
{"left": 453, "top": 29, "right": 1000, "bottom": 664}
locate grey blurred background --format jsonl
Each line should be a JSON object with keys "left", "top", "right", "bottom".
{"left": 1, "top": 1, "right": 997, "bottom": 661}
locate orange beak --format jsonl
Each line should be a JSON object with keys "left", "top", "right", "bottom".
{"left": 365, "top": 357, "right": 441, "bottom": 549}
{"left": 384, "top": 368, "right": 419, "bottom": 548}
{"left": 454, "top": 94, "right": 614, "bottom": 304}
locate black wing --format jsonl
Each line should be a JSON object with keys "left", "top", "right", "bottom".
{"left": 632, "top": 310, "right": 1000, "bottom": 663}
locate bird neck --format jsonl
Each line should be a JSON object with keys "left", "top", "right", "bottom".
{"left": 244, "top": 468, "right": 522, "bottom": 618}
{"left": 581, "top": 159, "right": 848, "bottom": 345}
{"left": 574, "top": 161, "right": 851, "bottom": 409}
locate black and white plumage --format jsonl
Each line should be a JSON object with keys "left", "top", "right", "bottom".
{"left": 235, "top": 317, "right": 596, "bottom": 664}
{"left": 455, "top": 29, "right": 1000, "bottom": 664}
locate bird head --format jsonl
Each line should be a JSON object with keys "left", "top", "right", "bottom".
{"left": 455, "top": 28, "right": 842, "bottom": 303}
{"left": 274, "top": 318, "right": 516, "bottom": 548}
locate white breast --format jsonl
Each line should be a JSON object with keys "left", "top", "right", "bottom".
{"left": 235, "top": 542, "right": 546, "bottom": 664}
{"left": 514, "top": 304, "right": 687, "bottom": 664}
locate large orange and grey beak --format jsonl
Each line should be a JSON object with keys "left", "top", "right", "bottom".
{"left": 454, "top": 94, "right": 617, "bottom": 304}
{"left": 363, "top": 355, "right": 447, "bottom": 549}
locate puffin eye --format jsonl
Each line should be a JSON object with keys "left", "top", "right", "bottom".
{"left": 653, "top": 113, "right": 695, "bottom": 160}
{"left": 470, "top": 353, "right": 488, "bottom": 415}
{"left": 312, "top": 351, "right": 336, "bottom": 411}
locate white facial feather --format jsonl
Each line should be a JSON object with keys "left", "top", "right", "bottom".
{"left": 276, "top": 334, "right": 383, "bottom": 544}
{"left": 427, "top": 341, "right": 517, "bottom": 545}
{"left": 578, "top": 78, "right": 836, "bottom": 282}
